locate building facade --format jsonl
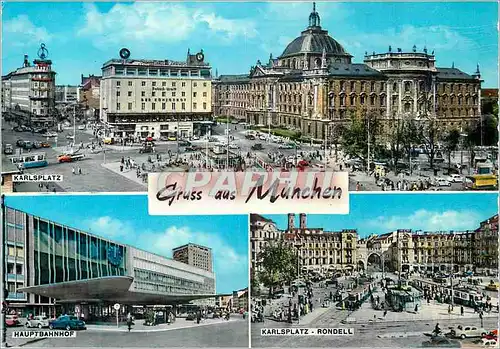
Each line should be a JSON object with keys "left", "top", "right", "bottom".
{"left": 55, "top": 85, "right": 81, "bottom": 105}
{"left": 172, "top": 243, "right": 213, "bottom": 272}
{"left": 2, "top": 45, "right": 57, "bottom": 126}
{"left": 3, "top": 207, "right": 216, "bottom": 317}
{"left": 213, "top": 4, "right": 482, "bottom": 140}
{"left": 250, "top": 214, "right": 282, "bottom": 273}
{"left": 100, "top": 49, "right": 213, "bottom": 140}
{"left": 80, "top": 74, "right": 101, "bottom": 119}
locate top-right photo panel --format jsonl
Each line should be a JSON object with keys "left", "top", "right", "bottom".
{"left": 2, "top": 1, "right": 498, "bottom": 193}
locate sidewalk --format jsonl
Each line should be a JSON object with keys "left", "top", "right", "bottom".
{"left": 86, "top": 317, "right": 244, "bottom": 333}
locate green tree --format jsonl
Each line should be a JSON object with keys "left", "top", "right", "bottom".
{"left": 257, "top": 241, "right": 297, "bottom": 296}
{"left": 443, "top": 129, "right": 461, "bottom": 173}
{"left": 420, "top": 118, "right": 440, "bottom": 169}
{"left": 401, "top": 119, "right": 422, "bottom": 175}
{"left": 388, "top": 117, "right": 405, "bottom": 174}
{"left": 250, "top": 269, "right": 260, "bottom": 297}
{"left": 467, "top": 115, "right": 498, "bottom": 146}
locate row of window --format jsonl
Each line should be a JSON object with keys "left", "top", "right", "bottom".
{"left": 116, "top": 81, "right": 208, "bottom": 88}
{"left": 116, "top": 90, "right": 207, "bottom": 98}
{"left": 111, "top": 68, "right": 210, "bottom": 78}
{"left": 116, "top": 102, "right": 207, "bottom": 111}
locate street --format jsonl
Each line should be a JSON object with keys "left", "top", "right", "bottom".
{"left": 5, "top": 318, "right": 248, "bottom": 347}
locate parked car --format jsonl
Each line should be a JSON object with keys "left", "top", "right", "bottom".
{"left": 446, "top": 174, "right": 464, "bottom": 183}
{"left": 5, "top": 315, "right": 21, "bottom": 327}
{"left": 26, "top": 315, "right": 50, "bottom": 328}
{"left": 251, "top": 143, "right": 264, "bottom": 151}
{"left": 450, "top": 325, "right": 487, "bottom": 339}
{"left": 48, "top": 315, "right": 86, "bottom": 330}
{"left": 435, "top": 178, "right": 451, "bottom": 187}
{"left": 483, "top": 330, "right": 498, "bottom": 340}
{"left": 4, "top": 144, "right": 13, "bottom": 155}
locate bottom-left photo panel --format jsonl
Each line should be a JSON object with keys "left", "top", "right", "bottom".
{"left": 1, "top": 194, "right": 249, "bottom": 348}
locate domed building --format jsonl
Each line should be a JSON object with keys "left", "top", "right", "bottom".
{"left": 213, "top": 3, "right": 482, "bottom": 142}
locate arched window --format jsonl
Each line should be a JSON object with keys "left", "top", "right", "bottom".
{"left": 314, "top": 58, "right": 321, "bottom": 69}
{"left": 350, "top": 96, "right": 356, "bottom": 105}
{"left": 393, "top": 82, "right": 398, "bottom": 91}
{"left": 404, "top": 102, "right": 411, "bottom": 112}
{"left": 404, "top": 81, "right": 411, "bottom": 92}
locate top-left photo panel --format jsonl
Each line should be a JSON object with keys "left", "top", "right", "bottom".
{"left": 2, "top": 2, "right": 498, "bottom": 193}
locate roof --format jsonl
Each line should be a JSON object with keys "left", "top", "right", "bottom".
{"left": 217, "top": 74, "right": 250, "bottom": 83}
{"left": 281, "top": 27, "right": 350, "bottom": 58}
{"left": 436, "top": 68, "right": 477, "bottom": 81}
{"left": 250, "top": 214, "right": 274, "bottom": 224}
{"left": 102, "top": 58, "right": 210, "bottom": 69}
{"left": 328, "top": 63, "right": 386, "bottom": 78}
{"left": 482, "top": 88, "right": 498, "bottom": 98}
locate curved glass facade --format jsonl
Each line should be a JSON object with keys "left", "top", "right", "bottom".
{"left": 32, "top": 218, "right": 127, "bottom": 285}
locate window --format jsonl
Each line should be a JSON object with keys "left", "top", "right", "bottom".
{"left": 128, "top": 91, "right": 132, "bottom": 97}
{"left": 152, "top": 82, "right": 156, "bottom": 86}
{"left": 172, "top": 92, "right": 176, "bottom": 97}
{"left": 181, "top": 102, "right": 186, "bottom": 110}
{"left": 193, "top": 102, "right": 197, "bottom": 109}
{"left": 116, "top": 81, "right": 121, "bottom": 87}
{"left": 152, "top": 103, "right": 155, "bottom": 110}
{"left": 350, "top": 81, "right": 355, "bottom": 91}
{"left": 181, "top": 92, "right": 185, "bottom": 97}
{"left": 172, "top": 103, "right": 176, "bottom": 110}
{"left": 116, "top": 91, "right": 120, "bottom": 97}
{"left": 182, "top": 82, "right": 186, "bottom": 87}
{"left": 404, "top": 81, "right": 411, "bottom": 92}
{"left": 141, "top": 81, "right": 146, "bottom": 86}
{"left": 162, "top": 103, "right": 166, "bottom": 110}
{"left": 128, "top": 81, "right": 132, "bottom": 86}
{"left": 141, "top": 91, "right": 145, "bottom": 97}
{"left": 116, "top": 103, "right": 120, "bottom": 110}
{"left": 141, "top": 103, "right": 145, "bottom": 110}
{"left": 152, "top": 91, "right": 155, "bottom": 97}
{"left": 193, "top": 92, "right": 197, "bottom": 97}
{"left": 193, "top": 82, "right": 197, "bottom": 87}
{"left": 162, "top": 92, "right": 166, "bottom": 97}
{"left": 162, "top": 82, "right": 166, "bottom": 86}
{"left": 203, "top": 102, "right": 207, "bottom": 109}
{"left": 203, "top": 92, "right": 207, "bottom": 97}
{"left": 128, "top": 102, "right": 132, "bottom": 110}
{"left": 172, "top": 82, "right": 176, "bottom": 87}
{"left": 203, "top": 82, "right": 207, "bottom": 87}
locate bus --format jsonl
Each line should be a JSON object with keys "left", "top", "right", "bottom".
{"left": 464, "top": 162, "right": 498, "bottom": 190}
{"left": 9, "top": 153, "right": 48, "bottom": 169}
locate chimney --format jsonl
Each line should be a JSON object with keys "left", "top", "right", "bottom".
{"left": 299, "top": 213, "right": 307, "bottom": 229}
{"left": 287, "top": 214, "right": 295, "bottom": 230}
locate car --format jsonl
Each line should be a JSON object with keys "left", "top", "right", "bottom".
{"left": 58, "top": 153, "right": 84, "bottom": 163}
{"left": 35, "top": 128, "right": 47, "bottom": 134}
{"left": 22, "top": 141, "right": 33, "bottom": 149}
{"left": 186, "top": 312, "right": 196, "bottom": 321}
{"left": 13, "top": 126, "right": 23, "bottom": 132}
{"left": 16, "top": 139, "right": 25, "bottom": 147}
{"left": 485, "top": 283, "right": 498, "bottom": 291}
{"left": 450, "top": 325, "right": 487, "bottom": 339}
{"left": 245, "top": 134, "right": 256, "bottom": 140}
{"left": 185, "top": 145, "right": 201, "bottom": 152}
{"left": 78, "top": 125, "right": 86, "bottom": 130}
{"left": 4, "top": 144, "right": 13, "bottom": 155}
{"left": 279, "top": 144, "right": 294, "bottom": 149}
{"left": 179, "top": 140, "right": 191, "bottom": 147}
{"left": 48, "top": 315, "right": 86, "bottom": 330}
{"left": 66, "top": 134, "right": 75, "bottom": 140}
{"left": 251, "top": 143, "right": 264, "bottom": 151}
{"left": 422, "top": 335, "right": 461, "bottom": 348}
{"left": 5, "top": 315, "right": 21, "bottom": 327}
{"left": 259, "top": 134, "right": 267, "bottom": 141}
{"left": 167, "top": 136, "right": 177, "bottom": 141}
{"left": 192, "top": 135, "right": 200, "bottom": 140}
{"left": 228, "top": 143, "right": 239, "bottom": 149}
{"left": 477, "top": 338, "right": 498, "bottom": 346}
{"left": 33, "top": 141, "right": 42, "bottom": 149}
{"left": 447, "top": 174, "right": 464, "bottom": 183}
{"left": 483, "top": 330, "right": 498, "bottom": 341}
{"left": 435, "top": 178, "right": 451, "bottom": 187}
{"left": 40, "top": 142, "right": 51, "bottom": 148}
{"left": 26, "top": 315, "right": 49, "bottom": 328}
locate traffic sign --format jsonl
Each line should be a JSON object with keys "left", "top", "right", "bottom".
{"left": 113, "top": 303, "right": 120, "bottom": 310}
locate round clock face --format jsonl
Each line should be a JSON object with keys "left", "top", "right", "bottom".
{"left": 119, "top": 48, "right": 131, "bottom": 60}
{"left": 196, "top": 53, "right": 204, "bottom": 62}
{"left": 107, "top": 246, "right": 123, "bottom": 266}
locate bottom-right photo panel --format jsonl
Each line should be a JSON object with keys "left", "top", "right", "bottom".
{"left": 250, "top": 193, "right": 498, "bottom": 348}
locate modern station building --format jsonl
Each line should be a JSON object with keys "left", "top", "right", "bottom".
{"left": 4, "top": 207, "right": 216, "bottom": 318}
{"left": 99, "top": 49, "right": 213, "bottom": 140}
{"left": 1, "top": 44, "right": 57, "bottom": 127}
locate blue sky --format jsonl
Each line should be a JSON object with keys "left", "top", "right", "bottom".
{"left": 4, "top": 194, "right": 248, "bottom": 294}
{"left": 2, "top": 2, "right": 498, "bottom": 87}
{"left": 265, "top": 193, "right": 498, "bottom": 238}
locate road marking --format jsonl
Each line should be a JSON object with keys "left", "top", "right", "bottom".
{"left": 377, "top": 332, "right": 423, "bottom": 338}
{"left": 86, "top": 319, "right": 243, "bottom": 333}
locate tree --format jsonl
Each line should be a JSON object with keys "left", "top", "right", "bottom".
{"left": 420, "top": 118, "right": 440, "bottom": 169}
{"left": 388, "top": 116, "right": 405, "bottom": 174}
{"left": 401, "top": 119, "right": 422, "bottom": 175}
{"left": 256, "top": 240, "right": 297, "bottom": 296}
{"left": 467, "top": 115, "right": 498, "bottom": 147}
{"left": 250, "top": 269, "right": 260, "bottom": 297}
{"left": 443, "top": 129, "right": 461, "bottom": 173}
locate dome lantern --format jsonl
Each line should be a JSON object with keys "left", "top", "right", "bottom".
{"left": 308, "top": 2, "right": 321, "bottom": 28}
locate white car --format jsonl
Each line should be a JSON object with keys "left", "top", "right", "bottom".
{"left": 78, "top": 125, "right": 86, "bottom": 130}
{"left": 192, "top": 135, "right": 200, "bottom": 140}
{"left": 450, "top": 325, "right": 487, "bottom": 339}
{"left": 25, "top": 315, "right": 49, "bottom": 328}
{"left": 446, "top": 174, "right": 464, "bottom": 183}
{"left": 479, "top": 339, "right": 498, "bottom": 347}
{"left": 259, "top": 134, "right": 267, "bottom": 141}
{"left": 435, "top": 178, "right": 451, "bottom": 187}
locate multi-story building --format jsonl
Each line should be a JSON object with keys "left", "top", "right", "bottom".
{"left": 213, "top": 3, "right": 482, "bottom": 140}
{"left": 475, "top": 214, "right": 498, "bottom": 272}
{"left": 172, "top": 243, "right": 213, "bottom": 273}
{"left": 250, "top": 214, "right": 282, "bottom": 273}
{"left": 100, "top": 49, "right": 213, "bottom": 140}
{"left": 2, "top": 44, "right": 57, "bottom": 126}
{"left": 3, "top": 206, "right": 216, "bottom": 317}
{"left": 231, "top": 288, "right": 249, "bottom": 311}
{"left": 55, "top": 85, "right": 80, "bottom": 105}
{"left": 80, "top": 74, "right": 101, "bottom": 119}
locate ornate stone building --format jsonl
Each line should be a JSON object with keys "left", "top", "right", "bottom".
{"left": 213, "top": 3, "right": 482, "bottom": 140}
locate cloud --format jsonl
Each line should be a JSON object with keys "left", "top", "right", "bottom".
{"left": 3, "top": 15, "right": 52, "bottom": 47}
{"left": 83, "top": 216, "right": 134, "bottom": 238}
{"left": 78, "top": 3, "right": 257, "bottom": 49}
{"left": 363, "top": 209, "right": 482, "bottom": 232}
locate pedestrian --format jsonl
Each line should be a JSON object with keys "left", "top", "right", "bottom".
{"left": 78, "top": 167, "right": 82, "bottom": 175}
{"left": 72, "top": 167, "right": 75, "bottom": 175}
{"left": 460, "top": 306, "right": 464, "bottom": 316}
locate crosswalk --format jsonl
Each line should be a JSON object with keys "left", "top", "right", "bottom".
{"left": 377, "top": 331, "right": 423, "bottom": 338}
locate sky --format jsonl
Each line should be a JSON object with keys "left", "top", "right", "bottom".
{"left": 263, "top": 193, "right": 498, "bottom": 238}
{"left": 4, "top": 194, "right": 249, "bottom": 294}
{"left": 2, "top": 2, "right": 498, "bottom": 87}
